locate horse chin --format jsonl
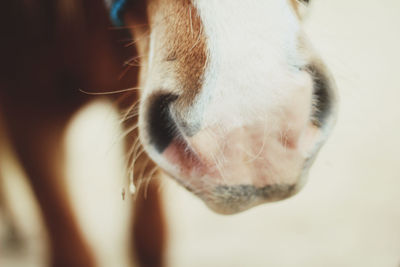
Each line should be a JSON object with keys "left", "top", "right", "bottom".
{"left": 200, "top": 183, "right": 300, "bottom": 214}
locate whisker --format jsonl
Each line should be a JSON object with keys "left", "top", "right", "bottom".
{"left": 244, "top": 122, "right": 269, "bottom": 163}
{"left": 126, "top": 140, "right": 143, "bottom": 177}
{"left": 121, "top": 111, "right": 139, "bottom": 123}
{"left": 125, "top": 54, "right": 146, "bottom": 64}
{"left": 125, "top": 62, "right": 146, "bottom": 67}
{"left": 125, "top": 135, "right": 142, "bottom": 174}
{"left": 130, "top": 147, "right": 145, "bottom": 182}
{"left": 144, "top": 165, "right": 159, "bottom": 199}
{"left": 203, "top": 129, "right": 228, "bottom": 185}
{"left": 118, "top": 64, "right": 133, "bottom": 80}
{"left": 119, "top": 123, "right": 139, "bottom": 142}
{"left": 79, "top": 87, "right": 141, "bottom": 95}
{"left": 107, "top": 24, "right": 149, "bottom": 31}
{"left": 124, "top": 29, "right": 151, "bottom": 47}
{"left": 119, "top": 101, "right": 140, "bottom": 124}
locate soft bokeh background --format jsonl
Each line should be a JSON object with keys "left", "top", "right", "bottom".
{"left": 1, "top": 0, "right": 400, "bottom": 266}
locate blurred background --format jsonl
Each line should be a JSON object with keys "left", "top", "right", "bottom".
{"left": 1, "top": 0, "right": 400, "bottom": 266}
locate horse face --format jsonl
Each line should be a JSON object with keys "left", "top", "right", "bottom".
{"left": 125, "top": 0, "right": 337, "bottom": 214}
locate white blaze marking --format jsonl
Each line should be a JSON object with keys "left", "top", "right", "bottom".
{"left": 192, "top": 0, "right": 307, "bottom": 130}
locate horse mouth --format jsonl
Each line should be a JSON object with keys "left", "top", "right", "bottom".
{"left": 160, "top": 136, "right": 302, "bottom": 214}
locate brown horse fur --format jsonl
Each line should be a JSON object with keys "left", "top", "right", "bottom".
{"left": 0, "top": 0, "right": 164, "bottom": 266}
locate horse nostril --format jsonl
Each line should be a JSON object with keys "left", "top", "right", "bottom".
{"left": 307, "top": 64, "right": 334, "bottom": 127}
{"left": 147, "top": 93, "right": 179, "bottom": 153}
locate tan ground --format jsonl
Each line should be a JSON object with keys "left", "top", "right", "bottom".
{"left": 1, "top": 0, "right": 400, "bottom": 266}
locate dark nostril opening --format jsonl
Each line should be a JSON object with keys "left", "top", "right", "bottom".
{"left": 307, "top": 65, "right": 332, "bottom": 127}
{"left": 147, "top": 93, "right": 179, "bottom": 153}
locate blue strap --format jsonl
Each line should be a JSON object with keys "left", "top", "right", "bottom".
{"left": 110, "top": 0, "right": 130, "bottom": 26}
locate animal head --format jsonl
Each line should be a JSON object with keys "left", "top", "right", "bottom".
{"left": 117, "top": 0, "right": 337, "bottom": 214}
